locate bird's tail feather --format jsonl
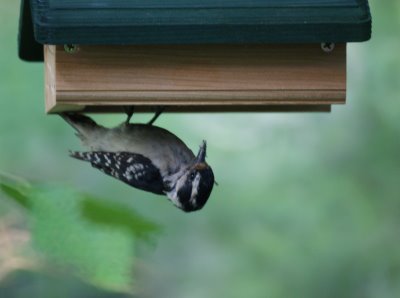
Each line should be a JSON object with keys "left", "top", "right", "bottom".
{"left": 60, "top": 112, "right": 102, "bottom": 143}
{"left": 60, "top": 113, "right": 98, "bottom": 131}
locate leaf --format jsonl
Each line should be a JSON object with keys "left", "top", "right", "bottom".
{"left": 0, "top": 172, "right": 160, "bottom": 292}
{"left": 81, "top": 195, "right": 162, "bottom": 243}
{"left": 0, "top": 183, "right": 30, "bottom": 208}
{"left": 29, "top": 187, "right": 136, "bottom": 292}
{"left": 0, "top": 172, "right": 31, "bottom": 209}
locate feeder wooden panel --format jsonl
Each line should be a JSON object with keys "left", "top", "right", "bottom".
{"left": 44, "top": 44, "right": 346, "bottom": 113}
{"left": 19, "top": 0, "right": 371, "bottom": 113}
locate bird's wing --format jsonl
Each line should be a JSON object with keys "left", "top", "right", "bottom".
{"left": 70, "top": 151, "right": 165, "bottom": 195}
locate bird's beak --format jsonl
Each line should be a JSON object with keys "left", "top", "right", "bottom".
{"left": 195, "top": 140, "right": 207, "bottom": 163}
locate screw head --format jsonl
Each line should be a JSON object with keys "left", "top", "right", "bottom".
{"left": 64, "top": 44, "right": 80, "bottom": 54}
{"left": 321, "top": 42, "right": 335, "bottom": 53}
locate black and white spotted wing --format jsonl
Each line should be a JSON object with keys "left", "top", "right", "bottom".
{"left": 70, "top": 151, "right": 165, "bottom": 195}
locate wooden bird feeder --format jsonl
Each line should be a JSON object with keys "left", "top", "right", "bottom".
{"left": 19, "top": 0, "right": 371, "bottom": 114}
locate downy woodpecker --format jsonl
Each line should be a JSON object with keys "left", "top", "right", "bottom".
{"left": 61, "top": 112, "right": 215, "bottom": 212}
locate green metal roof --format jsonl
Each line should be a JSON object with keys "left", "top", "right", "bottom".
{"left": 19, "top": 0, "right": 371, "bottom": 61}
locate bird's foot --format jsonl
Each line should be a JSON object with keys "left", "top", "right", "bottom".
{"left": 147, "top": 106, "right": 165, "bottom": 126}
{"left": 124, "top": 106, "right": 135, "bottom": 124}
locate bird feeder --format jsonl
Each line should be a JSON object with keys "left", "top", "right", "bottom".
{"left": 19, "top": 0, "right": 371, "bottom": 113}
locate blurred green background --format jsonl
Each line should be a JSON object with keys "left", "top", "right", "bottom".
{"left": 1, "top": 1, "right": 400, "bottom": 297}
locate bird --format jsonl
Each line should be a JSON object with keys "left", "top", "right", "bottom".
{"left": 60, "top": 109, "right": 215, "bottom": 212}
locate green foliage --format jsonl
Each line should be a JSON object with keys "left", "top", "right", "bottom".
{"left": 81, "top": 196, "right": 161, "bottom": 243}
{"left": 0, "top": 182, "right": 30, "bottom": 209}
{"left": 30, "top": 187, "right": 135, "bottom": 292}
{"left": 0, "top": 176, "right": 160, "bottom": 293}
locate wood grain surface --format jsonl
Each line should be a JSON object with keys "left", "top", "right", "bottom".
{"left": 45, "top": 44, "right": 346, "bottom": 113}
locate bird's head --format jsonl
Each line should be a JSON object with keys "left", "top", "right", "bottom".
{"left": 167, "top": 141, "right": 215, "bottom": 212}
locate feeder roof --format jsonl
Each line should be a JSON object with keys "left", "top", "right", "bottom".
{"left": 19, "top": 0, "right": 371, "bottom": 61}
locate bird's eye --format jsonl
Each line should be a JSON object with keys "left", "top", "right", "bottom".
{"left": 189, "top": 172, "right": 196, "bottom": 181}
